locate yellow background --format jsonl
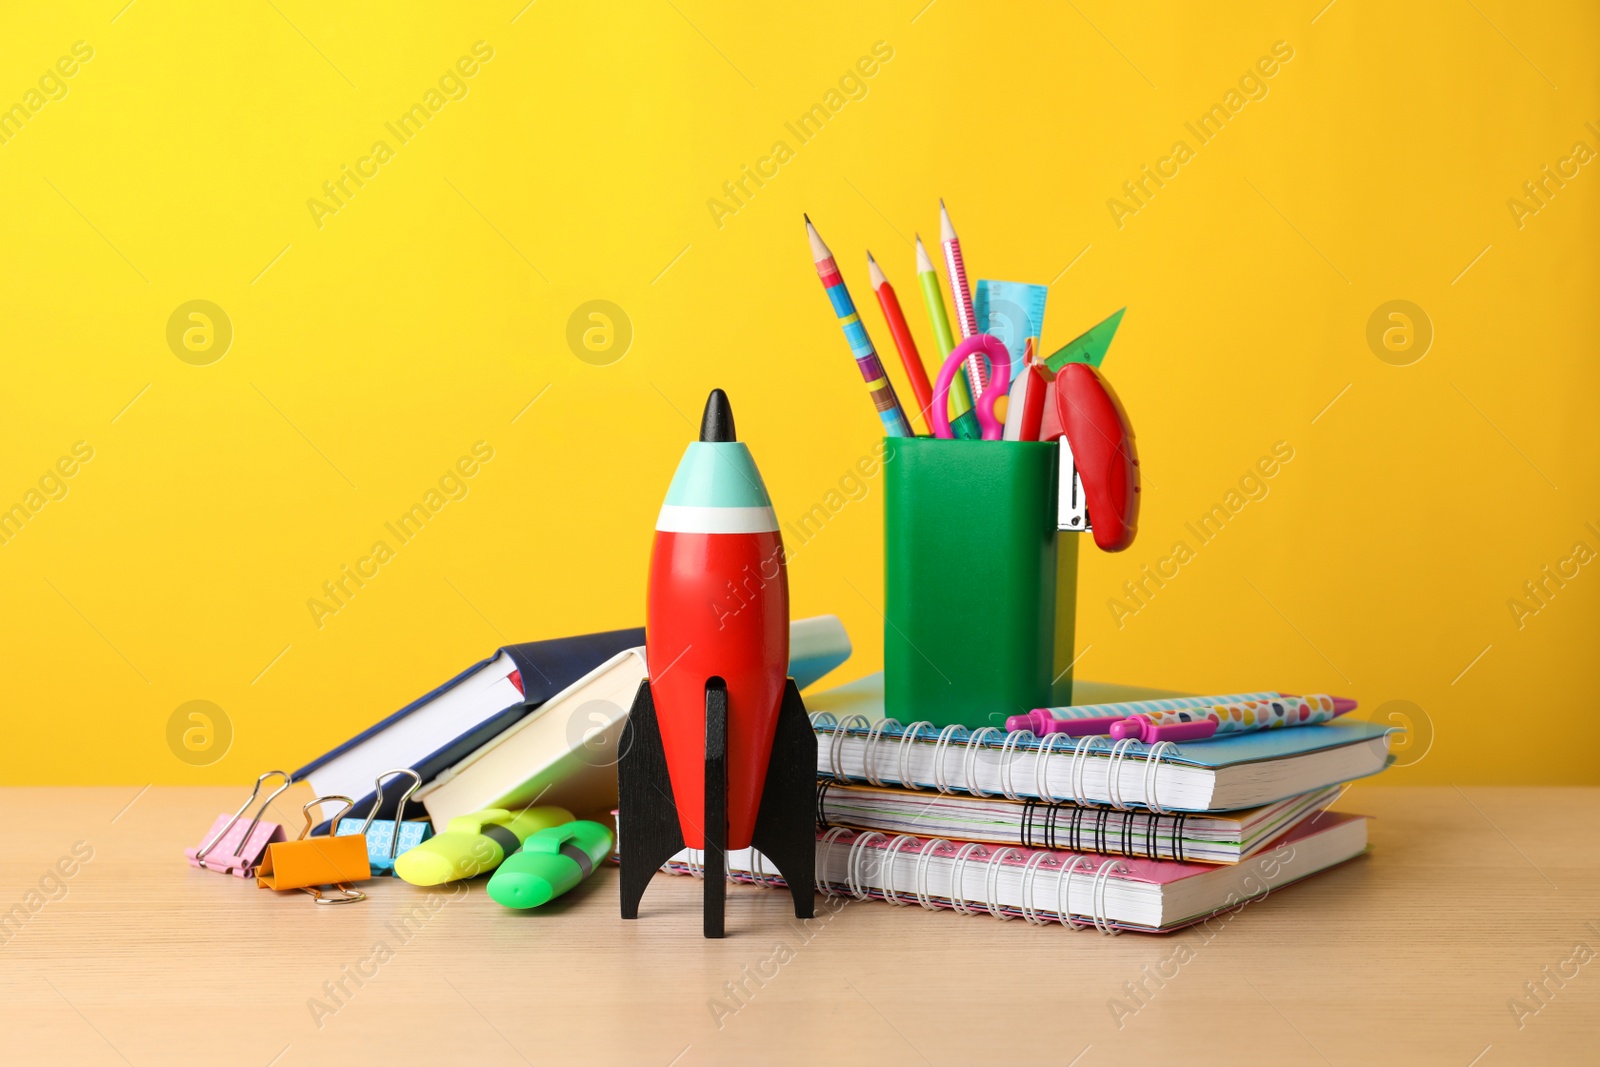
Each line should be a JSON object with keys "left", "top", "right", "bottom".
{"left": 2, "top": 1, "right": 1596, "bottom": 785}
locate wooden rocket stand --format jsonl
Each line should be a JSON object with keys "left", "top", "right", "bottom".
{"left": 618, "top": 677, "right": 816, "bottom": 938}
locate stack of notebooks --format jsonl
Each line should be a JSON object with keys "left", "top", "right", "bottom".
{"left": 653, "top": 673, "right": 1394, "bottom": 934}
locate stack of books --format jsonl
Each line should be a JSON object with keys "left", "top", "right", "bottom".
{"left": 655, "top": 673, "right": 1393, "bottom": 934}
{"left": 289, "top": 616, "right": 854, "bottom": 833}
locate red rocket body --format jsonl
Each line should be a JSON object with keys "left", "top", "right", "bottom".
{"left": 645, "top": 393, "right": 789, "bottom": 851}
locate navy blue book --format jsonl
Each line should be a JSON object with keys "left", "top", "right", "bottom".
{"left": 294, "top": 627, "right": 644, "bottom": 830}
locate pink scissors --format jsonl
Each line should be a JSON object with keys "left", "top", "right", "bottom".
{"left": 931, "top": 334, "right": 1012, "bottom": 440}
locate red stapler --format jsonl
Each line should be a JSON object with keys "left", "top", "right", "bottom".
{"left": 1036, "top": 363, "right": 1139, "bottom": 552}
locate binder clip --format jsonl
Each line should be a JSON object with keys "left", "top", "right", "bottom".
{"left": 185, "top": 770, "right": 292, "bottom": 877}
{"left": 257, "top": 795, "right": 372, "bottom": 904}
{"left": 335, "top": 768, "right": 434, "bottom": 875}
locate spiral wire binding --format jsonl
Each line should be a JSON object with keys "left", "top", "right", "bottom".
{"left": 913, "top": 838, "right": 954, "bottom": 910}
{"left": 897, "top": 721, "right": 935, "bottom": 790}
{"left": 684, "top": 848, "right": 704, "bottom": 879}
{"left": 984, "top": 847, "right": 1024, "bottom": 920}
{"left": 999, "top": 729, "right": 1032, "bottom": 800}
{"left": 1054, "top": 854, "right": 1095, "bottom": 930}
{"left": 1019, "top": 851, "right": 1057, "bottom": 925}
{"left": 1105, "top": 737, "right": 1142, "bottom": 810}
{"left": 931, "top": 724, "right": 965, "bottom": 794}
{"left": 1035, "top": 731, "right": 1075, "bottom": 803}
{"left": 935, "top": 786, "right": 1192, "bottom": 863}
{"left": 962, "top": 727, "right": 1003, "bottom": 798}
{"left": 807, "top": 717, "right": 1187, "bottom": 869}
{"left": 846, "top": 831, "right": 887, "bottom": 900}
{"left": 863, "top": 718, "right": 902, "bottom": 787}
{"left": 1090, "top": 858, "right": 1129, "bottom": 934}
{"left": 805, "top": 830, "right": 1124, "bottom": 933}
{"left": 818, "top": 826, "right": 854, "bottom": 898}
{"left": 808, "top": 710, "right": 838, "bottom": 788}
{"left": 818, "top": 717, "right": 1183, "bottom": 822}
{"left": 948, "top": 841, "right": 989, "bottom": 915}
{"left": 882, "top": 834, "right": 921, "bottom": 905}
{"left": 829, "top": 714, "right": 872, "bottom": 782}
{"left": 748, "top": 847, "right": 773, "bottom": 889}
{"left": 1069, "top": 735, "right": 1110, "bottom": 806}
{"left": 1142, "top": 740, "right": 1177, "bottom": 815}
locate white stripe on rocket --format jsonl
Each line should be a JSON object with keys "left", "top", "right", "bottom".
{"left": 655, "top": 504, "right": 779, "bottom": 534}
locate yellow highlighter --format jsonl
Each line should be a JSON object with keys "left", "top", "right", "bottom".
{"left": 393, "top": 806, "right": 572, "bottom": 886}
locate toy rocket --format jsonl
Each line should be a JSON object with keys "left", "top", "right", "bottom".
{"left": 647, "top": 388, "right": 787, "bottom": 852}
{"left": 618, "top": 389, "right": 816, "bottom": 937}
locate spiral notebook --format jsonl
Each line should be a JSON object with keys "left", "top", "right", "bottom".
{"left": 656, "top": 810, "right": 1369, "bottom": 934}
{"left": 809, "top": 673, "right": 1392, "bottom": 812}
{"left": 815, "top": 780, "right": 1341, "bottom": 864}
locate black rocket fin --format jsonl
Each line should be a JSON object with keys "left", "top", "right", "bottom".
{"left": 703, "top": 679, "right": 728, "bottom": 938}
{"left": 748, "top": 679, "right": 817, "bottom": 919}
{"left": 617, "top": 680, "right": 687, "bottom": 919}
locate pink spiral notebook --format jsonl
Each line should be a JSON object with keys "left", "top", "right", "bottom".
{"left": 655, "top": 810, "right": 1369, "bottom": 934}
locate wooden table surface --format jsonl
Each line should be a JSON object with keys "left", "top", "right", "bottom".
{"left": 1, "top": 785, "right": 1596, "bottom": 1066}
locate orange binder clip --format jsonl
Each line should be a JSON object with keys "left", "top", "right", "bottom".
{"left": 186, "top": 770, "right": 292, "bottom": 877}
{"left": 257, "top": 795, "right": 372, "bottom": 904}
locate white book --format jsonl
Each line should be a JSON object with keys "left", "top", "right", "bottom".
{"left": 416, "top": 614, "right": 856, "bottom": 827}
{"left": 417, "top": 648, "right": 649, "bottom": 827}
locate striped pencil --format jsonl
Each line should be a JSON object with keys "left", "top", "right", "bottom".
{"left": 939, "top": 198, "right": 987, "bottom": 397}
{"left": 805, "top": 216, "right": 914, "bottom": 438}
{"left": 914, "top": 235, "right": 980, "bottom": 439}
{"left": 866, "top": 251, "right": 935, "bottom": 434}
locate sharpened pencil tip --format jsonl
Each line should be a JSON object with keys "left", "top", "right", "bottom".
{"left": 803, "top": 212, "right": 812, "bottom": 224}
{"left": 866, "top": 251, "right": 887, "bottom": 288}
{"left": 804, "top": 215, "right": 830, "bottom": 261}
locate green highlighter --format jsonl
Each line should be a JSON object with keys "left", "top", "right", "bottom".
{"left": 393, "top": 806, "right": 572, "bottom": 886}
{"left": 487, "top": 820, "right": 613, "bottom": 909}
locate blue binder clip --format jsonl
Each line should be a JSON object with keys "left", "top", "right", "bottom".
{"left": 336, "top": 768, "right": 433, "bottom": 874}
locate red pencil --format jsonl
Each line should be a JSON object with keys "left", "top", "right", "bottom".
{"left": 866, "top": 251, "right": 935, "bottom": 434}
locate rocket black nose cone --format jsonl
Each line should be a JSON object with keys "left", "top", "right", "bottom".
{"left": 699, "top": 389, "right": 736, "bottom": 443}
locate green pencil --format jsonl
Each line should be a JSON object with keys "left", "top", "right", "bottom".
{"left": 916, "top": 234, "right": 980, "bottom": 439}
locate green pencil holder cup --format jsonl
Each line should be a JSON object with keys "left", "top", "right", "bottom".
{"left": 883, "top": 438, "right": 1076, "bottom": 730}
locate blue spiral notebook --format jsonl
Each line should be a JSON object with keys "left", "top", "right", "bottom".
{"left": 809, "top": 673, "right": 1394, "bottom": 812}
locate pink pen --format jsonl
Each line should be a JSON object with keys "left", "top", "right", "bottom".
{"left": 1006, "top": 709, "right": 1126, "bottom": 736}
{"left": 1112, "top": 695, "right": 1359, "bottom": 744}
{"left": 1111, "top": 717, "right": 1219, "bottom": 743}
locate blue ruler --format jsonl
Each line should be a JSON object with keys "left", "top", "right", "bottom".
{"left": 975, "top": 279, "right": 1049, "bottom": 380}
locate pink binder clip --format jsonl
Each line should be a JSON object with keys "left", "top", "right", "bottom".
{"left": 185, "top": 770, "right": 293, "bottom": 877}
